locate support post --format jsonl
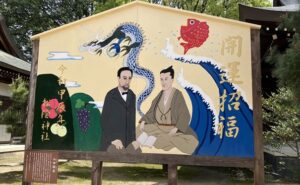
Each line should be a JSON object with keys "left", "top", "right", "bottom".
{"left": 251, "top": 29, "right": 264, "bottom": 185}
{"left": 22, "top": 39, "right": 39, "bottom": 185}
{"left": 168, "top": 164, "right": 177, "bottom": 185}
{"left": 91, "top": 161, "right": 103, "bottom": 185}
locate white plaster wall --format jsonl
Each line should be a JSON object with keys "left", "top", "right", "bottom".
{"left": 0, "top": 82, "right": 12, "bottom": 97}
{"left": 0, "top": 125, "right": 11, "bottom": 142}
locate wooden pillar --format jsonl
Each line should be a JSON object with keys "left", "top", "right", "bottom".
{"left": 91, "top": 161, "right": 103, "bottom": 185}
{"left": 251, "top": 29, "right": 264, "bottom": 185}
{"left": 22, "top": 39, "right": 39, "bottom": 185}
{"left": 167, "top": 164, "right": 177, "bottom": 185}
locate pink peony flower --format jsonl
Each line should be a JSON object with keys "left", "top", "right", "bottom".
{"left": 41, "top": 98, "right": 61, "bottom": 119}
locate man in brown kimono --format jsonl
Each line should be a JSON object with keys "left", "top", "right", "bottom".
{"left": 138, "top": 66, "right": 198, "bottom": 154}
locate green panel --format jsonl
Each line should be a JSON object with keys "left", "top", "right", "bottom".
{"left": 32, "top": 74, "right": 74, "bottom": 150}
{"left": 71, "top": 93, "right": 102, "bottom": 151}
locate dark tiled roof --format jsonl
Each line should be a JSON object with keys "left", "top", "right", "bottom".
{"left": 260, "top": 4, "right": 300, "bottom": 11}
{"left": 0, "top": 50, "right": 30, "bottom": 75}
{"left": 279, "top": 0, "right": 300, "bottom": 6}
{"left": 0, "top": 15, "right": 24, "bottom": 60}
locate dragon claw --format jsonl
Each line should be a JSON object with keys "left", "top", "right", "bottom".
{"left": 121, "top": 45, "right": 130, "bottom": 56}
{"left": 120, "top": 42, "right": 141, "bottom": 56}
{"left": 87, "top": 39, "right": 98, "bottom": 46}
{"left": 124, "top": 36, "right": 132, "bottom": 44}
{"left": 96, "top": 48, "right": 102, "bottom": 55}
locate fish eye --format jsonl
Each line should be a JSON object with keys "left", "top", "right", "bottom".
{"left": 189, "top": 20, "right": 195, "bottom": 25}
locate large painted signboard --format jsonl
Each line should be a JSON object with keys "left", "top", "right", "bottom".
{"left": 29, "top": 2, "right": 260, "bottom": 158}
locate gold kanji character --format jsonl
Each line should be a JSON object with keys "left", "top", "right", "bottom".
{"left": 58, "top": 77, "right": 66, "bottom": 85}
{"left": 220, "top": 73, "right": 230, "bottom": 84}
{"left": 57, "top": 115, "right": 65, "bottom": 125}
{"left": 228, "top": 62, "right": 243, "bottom": 84}
{"left": 228, "top": 91, "right": 241, "bottom": 111}
{"left": 58, "top": 89, "right": 66, "bottom": 100}
{"left": 58, "top": 65, "right": 67, "bottom": 75}
{"left": 219, "top": 90, "right": 227, "bottom": 112}
{"left": 225, "top": 116, "right": 239, "bottom": 138}
{"left": 221, "top": 36, "right": 242, "bottom": 57}
{"left": 44, "top": 132, "right": 50, "bottom": 141}
{"left": 217, "top": 116, "right": 225, "bottom": 139}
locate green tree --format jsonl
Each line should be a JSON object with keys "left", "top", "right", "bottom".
{"left": 0, "top": 0, "right": 95, "bottom": 60}
{"left": 263, "top": 88, "right": 300, "bottom": 159}
{"left": 94, "top": 0, "right": 132, "bottom": 13}
{"left": 0, "top": 77, "right": 29, "bottom": 137}
{"left": 145, "top": 0, "right": 271, "bottom": 19}
{"left": 267, "top": 11, "right": 300, "bottom": 104}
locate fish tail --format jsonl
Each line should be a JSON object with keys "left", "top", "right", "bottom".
{"left": 180, "top": 42, "right": 190, "bottom": 54}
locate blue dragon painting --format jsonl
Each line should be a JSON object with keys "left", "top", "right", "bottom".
{"left": 82, "top": 23, "right": 154, "bottom": 116}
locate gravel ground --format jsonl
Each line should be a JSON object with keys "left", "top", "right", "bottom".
{"left": 0, "top": 152, "right": 299, "bottom": 185}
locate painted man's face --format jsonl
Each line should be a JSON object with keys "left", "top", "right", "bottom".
{"left": 118, "top": 70, "right": 132, "bottom": 91}
{"left": 160, "top": 72, "right": 173, "bottom": 91}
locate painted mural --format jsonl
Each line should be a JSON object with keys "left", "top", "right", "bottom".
{"left": 31, "top": 2, "right": 257, "bottom": 157}
{"left": 32, "top": 74, "right": 74, "bottom": 150}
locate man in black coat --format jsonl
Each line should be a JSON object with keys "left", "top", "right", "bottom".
{"left": 101, "top": 67, "right": 138, "bottom": 152}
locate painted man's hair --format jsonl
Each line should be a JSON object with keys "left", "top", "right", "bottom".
{"left": 160, "top": 66, "right": 174, "bottom": 79}
{"left": 117, "top": 67, "right": 133, "bottom": 77}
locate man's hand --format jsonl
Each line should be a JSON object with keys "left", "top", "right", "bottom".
{"left": 131, "top": 141, "right": 141, "bottom": 150}
{"left": 168, "top": 127, "right": 178, "bottom": 136}
{"left": 139, "top": 121, "right": 145, "bottom": 132}
{"left": 111, "top": 139, "right": 124, "bottom": 149}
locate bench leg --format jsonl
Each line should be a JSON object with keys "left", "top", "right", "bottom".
{"left": 168, "top": 164, "right": 177, "bottom": 185}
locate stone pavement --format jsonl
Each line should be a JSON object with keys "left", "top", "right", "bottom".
{"left": 0, "top": 144, "right": 24, "bottom": 153}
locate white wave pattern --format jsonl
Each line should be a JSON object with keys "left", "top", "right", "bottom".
{"left": 161, "top": 38, "right": 251, "bottom": 109}
{"left": 177, "top": 69, "right": 219, "bottom": 135}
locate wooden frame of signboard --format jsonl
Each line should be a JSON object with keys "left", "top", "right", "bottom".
{"left": 22, "top": 29, "right": 264, "bottom": 185}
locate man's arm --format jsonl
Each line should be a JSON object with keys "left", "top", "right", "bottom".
{"left": 101, "top": 92, "right": 112, "bottom": 134}
{"left": 101, "top": 92, "right": 123, "bottom": 149}
{"left": 132, "top": 93, "right": 136, "bottom": 139}
{"left": 139, "top": 93, "right": 161, "bottom": 124}
{"left": 174, "top": 91, "right": 191, "bottom": 133}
